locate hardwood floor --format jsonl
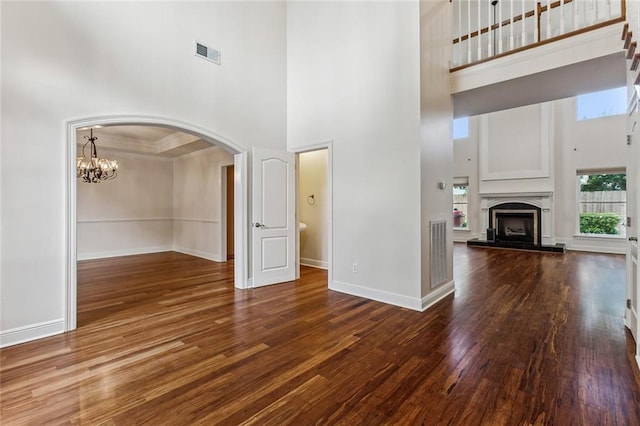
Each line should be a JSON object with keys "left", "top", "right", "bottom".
{"left": 2, "top": 245, "right": 640, "bottom": 424}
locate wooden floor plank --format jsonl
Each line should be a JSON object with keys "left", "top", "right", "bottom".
{"left": 2, "top": 246, "right": 640, "bottom": 424}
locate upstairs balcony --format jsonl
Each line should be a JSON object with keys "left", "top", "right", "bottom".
{"left": 450, "top": 0, "right": 629, "bottom": 117}
{"left": 452, "top": 0, "right": 625, "bottom": 69}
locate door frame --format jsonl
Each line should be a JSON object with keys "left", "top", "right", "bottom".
{"left": 292, "top": 141, "right": 334, "bottom": 286}
{"left": 65, "top": 115, "right": 249, "bottom": 331}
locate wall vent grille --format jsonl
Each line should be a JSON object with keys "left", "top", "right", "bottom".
{"left": 195, "top": 42, "right": 221, "bottom": 65}
{"left": 430, "top": 220, "right": 447, "bottom": 289}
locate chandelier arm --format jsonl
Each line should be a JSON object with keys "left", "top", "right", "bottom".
{"left": 81, "top": 139, "right": 91, "bottom": 160}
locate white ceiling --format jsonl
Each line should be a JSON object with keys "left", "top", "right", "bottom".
{"left": 76, "top": 125, "right": 213, "bottom": 158}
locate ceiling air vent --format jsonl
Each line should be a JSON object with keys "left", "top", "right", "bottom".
{"left": 195, "top": 41, "right": 221, "bottom": 65}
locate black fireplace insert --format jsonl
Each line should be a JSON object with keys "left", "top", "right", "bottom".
{"left": 489, "top": 202, "right": 542, "bottom": 246}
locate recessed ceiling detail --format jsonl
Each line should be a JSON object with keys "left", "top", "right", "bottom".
{"left": 76, "top": 126, "right": 213, "bottom": 158}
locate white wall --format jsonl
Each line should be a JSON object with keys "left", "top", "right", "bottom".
{"left": 173, "top": 147, "right": 233, "bottom": 261}
{"left": 77, "top": 145, "right": 233, "bottom": 262}
{"left": 453, "top": 96, "right": 630, "bottom": 253}
{"left": 287, "top": 1, "right": 424, "bottom": 308}
{"left": 298, "top": 150, "right": 328, "bottom": 269}
{"left": 77, "top": 148, "right": 174, "bottom": 260}
{"left": 554, "top": 97, "right": 629, "bottom": 253}
{"left": 1, "top": 1, "right": 286, "bottom": 342}
{"left": 479, "top": 103, "right": 554, "bottom": 195}
{"left": 419, "top": 0, "right": 455, "bottom": 306}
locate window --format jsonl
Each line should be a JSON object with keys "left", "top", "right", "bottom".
{"left": 577, "top": 171, "right": 626, "bottom": 237}
{"left": 453, "top": 117, "right": 469, "bottom": 139}
{"left": 453, "top": 178, "right": 469, "bottom": 229}
{"left": 576, "top": 87, "right": 626, "bottom": 120}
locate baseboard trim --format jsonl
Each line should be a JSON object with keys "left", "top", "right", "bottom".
{"left": 556, "top": 238, "right": 626, "bottom": 255}
{"left": 173, "top": 246, "right": 223, "bottom": 262}
{"left": 568, "top": 246, "right": 625, "bottom": 255}
{"left": 300, "top": 258, "right": 328, "bottom": 270}
{"left": 421, "top": 280, "right": 456, "bottom": 311}
{"left": 453, "top": 232, "right": 478, "bottom": 243}
{"left": 329, "top": 280, "right": 422, "bottom": 311}
{"left": 0, "top": 319, "right": 65, "bottom": 348}
{"left": 78, "top": 246, "right": 173, "bottom": 261}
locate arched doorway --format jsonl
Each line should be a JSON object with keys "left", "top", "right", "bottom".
{"left": 65, "top": 115, "right": 248, "bottom": 331}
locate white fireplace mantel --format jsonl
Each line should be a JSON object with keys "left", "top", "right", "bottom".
{"left": 479, "top": 192, "right": 555, "bottom": 245}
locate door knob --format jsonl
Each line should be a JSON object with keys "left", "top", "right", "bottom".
{"left": 254, "top": 222, "right": 265, "bottom": 228}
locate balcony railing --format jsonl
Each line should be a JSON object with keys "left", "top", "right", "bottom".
{"left": 451, "top": 0, "right": 626, "bottom": 70}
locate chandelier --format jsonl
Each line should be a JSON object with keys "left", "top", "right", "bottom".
{"left": 76, "top": 128, "right": 119, "bottom": 183}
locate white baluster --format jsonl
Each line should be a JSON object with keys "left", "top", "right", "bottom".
{"left": 488, "top": 0, "right": 493, "bottom": 56}
{"left": 560, "top": 0, "right": 565, "bottom": 35}
{"left": 631, "top": 0, "right": 635, "bottom": 34}
{"left": 573, "top": 0, "right": 579, "bottom": 31}
{"left": 509, "top": 0, "right": 514, "bottom": 51}
{"left": 534, "top": 0, "right": 539, "bottom": 42}
{"left": 546, "top": 0, "right": 551, "bottom": 39}
{"left": 521, "top": 0, "right": 526, "bottom": 48}
{"left": 467, "top": 0, "right": 472, "bottom": 63}
{"left": 478, "top": 0, "right": 482, "bottom": 60}
{"left": 498, "top": 0, "right": 503, "bottom": 53}
{"left": 458, "top": 0, "right": 463, "bottom": 65}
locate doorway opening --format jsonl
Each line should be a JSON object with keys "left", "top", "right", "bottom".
{"left": 67, "top": 115, "right": 247, "bottom": 332}
{"left": 295, "top": 144, "right": 332, "bottom": 285}
{"left": 223, "top": 165, "right": 235, "bottom": 261}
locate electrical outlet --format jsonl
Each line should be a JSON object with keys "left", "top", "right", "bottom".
{"left": 352, "top": 263, "right": 358, "bottom": 273}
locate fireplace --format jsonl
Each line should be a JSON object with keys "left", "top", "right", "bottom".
{"left": 489, "top": 202, "right": 541, "bottom": 246}
{"left": 468, "top": 192, "right": 565, "bottom": 253}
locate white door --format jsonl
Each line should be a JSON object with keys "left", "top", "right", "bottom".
{"left": 628, "top": 238, "right": 639, "bottom": 343}
{"left": 251, "top": 147, "right": 296, "bottom": 287}
{"left": 628, "top": 85, "right": 640, "bottom": 360}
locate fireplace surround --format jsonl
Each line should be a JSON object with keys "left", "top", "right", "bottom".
{"left": 467, "top": 192, "right": 565, "bottom": 253}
